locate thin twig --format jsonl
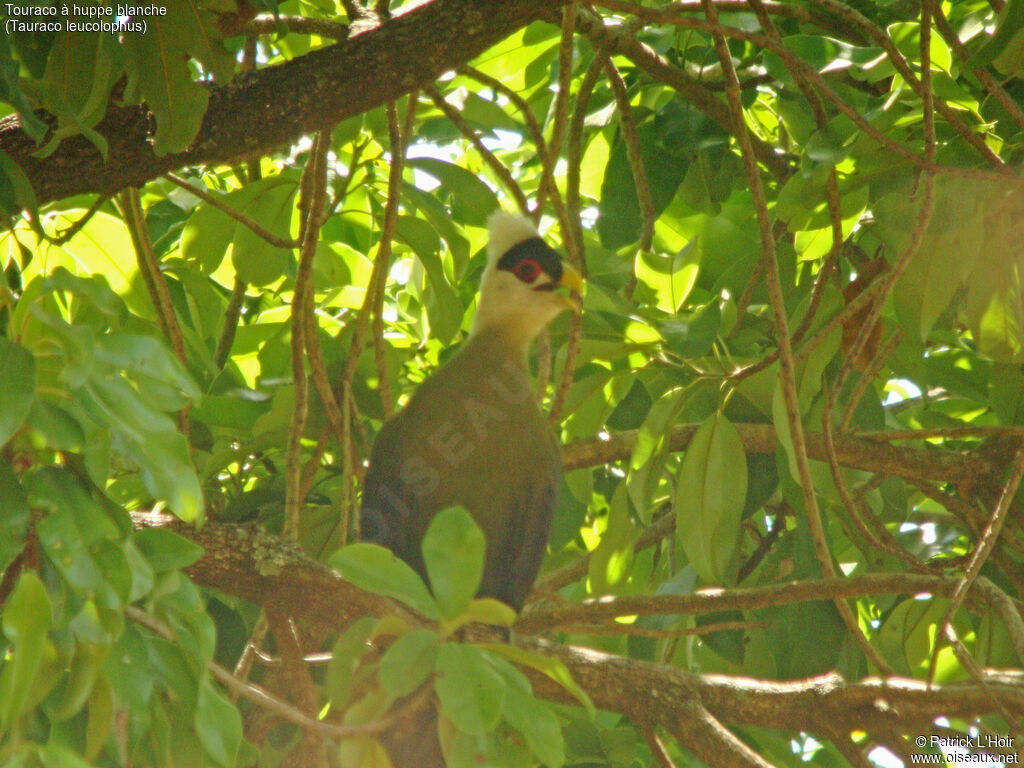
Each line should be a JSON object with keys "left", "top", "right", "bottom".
{"left": 640, "top": 721, "right": 680, "bottom": 768}
{"left": 603, "top": 58, "right": 654, "bottom": 252}
{"left": 930, "top": 442, "right": 1024, "bottom": 682}
{"left": 599, "top": 0, "right": 813, "bottom": 22}
{"left": 932, "top": 4, "right": 1024, "bottom": 135}
{"left": 336, "top": 94, "right": 415, "bottom": 542}
{"left": 424, "top": 84, "right": 529, "bottom": 215}
{"left": 459, "top": 65, "right": 571, "bottom": 239}
{"left": 737, "top": 504, "right": 787, "bottom": 582}
{"left": 701, "top": 0, "right": 892, "bottom": 675}
{"left": 373, "top": 95, "right": 417, "bottom": 419}
{"left": 822, "top": 385, "right": 943, "bottom": 576}
{"left": 118, "top": 188, "right": 192, "bottom": 444}
{"left": 593, "top": 2, "right": 1016, "bottom": 178}
{"left": 664, "top": 700, "right": 775, "bottom": 768}
{"left": 215, "top": 278, "right": 247, "bottom": 370}
{"left": 517, "top": 572, "right": 1012, "bottom": 633}
{"left": 549, "top": 53, "right": 604, "bottom": 424}
{"left": 165, "top": 173, "right": 301, "bottom": 249}
{"left": 975, "top": 576, "right": 1024, "bottom": 663}
{"left": 839, "top": 329, "right": 903, "bottom": 431}
{"left": 558, "top": 619, "right": 761, "bottom": 639}
{"left": 49, "top": 195, "right": 108, "bottom": 245}
{"left": 568, "top": 6, "right": 793, "bottom": 180}
{"left": 788, "top": 171, "right": 842, "bottom": 345}
{"left": 942, "top": 623, "right": 1024, "bottom": 744}
{"left": 126, "top": 606, "right": 393, "bottom": 740}
{"left": 284, "top": 132, "right": 330, "bottom": 542}
{"left": 551, "top": 3, "right": 576, "bottom": 158}
{"left": 855, "top": 426, "right": 1024, "bottom": 442}
{"left": 806, "top": 0, "right": 1005, "bottom": 168}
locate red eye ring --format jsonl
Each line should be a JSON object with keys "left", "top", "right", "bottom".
{"left": 512, "top": 259, "right": 541, "bottom": 283}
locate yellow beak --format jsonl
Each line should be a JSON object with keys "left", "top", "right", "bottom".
{"left": 559, "top": 263, "right": 584, "bottom": 293}
{"left": 557, "top": 263, "right": 584, "bottom": 310}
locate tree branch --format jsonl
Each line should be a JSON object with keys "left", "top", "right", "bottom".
{"left": 131, "top": 510, "right": 1024, "bottom": 743}
{"left": 2, "top": 0, "right": 566, "bottom": 205}
{"left": 561, "top": 422, "right": 995, "bottom": 489}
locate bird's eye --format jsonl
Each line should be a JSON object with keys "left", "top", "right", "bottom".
{"left": 512, "top": 259, "right": 541, "bottom": 283}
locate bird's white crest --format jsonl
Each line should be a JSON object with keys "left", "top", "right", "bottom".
{"left": 487, "top": 210, "right": 540, "bottom": 264}
{"left": 473, "top": 210, "right": 568, "bottom": 346}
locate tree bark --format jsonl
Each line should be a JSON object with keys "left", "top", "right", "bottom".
{"left": 132, "top": 510, "right": 1024, "bottom": 739}
{"left": 0, "top": 0, "right": 566, "bottom": 205}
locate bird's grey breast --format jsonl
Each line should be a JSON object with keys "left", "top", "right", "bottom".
{"left": 408, "top": 342, "right": 555, "bottom": 506}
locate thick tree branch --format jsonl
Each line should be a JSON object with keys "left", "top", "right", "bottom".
{"left": 1, "top": 0, "right": 565, "bottom": 205}
{"left": 131, "top": 511, "right": 1024, "bottom": 744}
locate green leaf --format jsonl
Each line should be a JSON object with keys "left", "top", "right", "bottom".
{"left": 45, "top": 266, "right": 128, "bottom": 320}
{"left": 181, "top": 176, "right": 298, "bottom": 284}
{"left": 674, "top": 413, "right": 747, "bottom": 585}
{"left": 47, "top": 639, "right": 110, "bottom": 722}
{"left": 0, "top": 149, "right": 40, "bottom": 218}
{"left": 661, "top": 300, "right": 722, "bottom": 358}
{"left": 877, "top": 598, "right": 971, "bottom": 680}
{"left": 478, "top": 643, "right": 594, "bottom": 717}
{"left": 179, "top": 191, "right": 237, "bottom": 274}
{"left": 973, "top": 0, "right": 1024, "bottom": 74}
{"left": 880, "top": 184, "right": 985, "bottom": 341}
{"left": 0, "top": 338, "right": 36, "bottom": 446}
{"left": 0, "top": 37, "right": 47, "bottom": 141}
{"left": 421, "top": 506, "right": 486, "bottom": 619}
{"left": 627, "top": 386, "right": 688, "bottom": 519}
{"left": 105, "top": 626, "right": 153, "bottom": 710}
{"left": 451, "top": 598, "right": 517, "bottom": 629}
{"left": 634, "top": 245, "right": 699, "bottom": 314}
{"left": 191, "top": 395, "right": 272, "bottom": 431}
{"left": 84, "top": 674, "right": 114, "bottom": 761}
{"left": 435, "top": 644, "right": 505, "bottom": 736}
{"left": 26, "top": 401, "right": 84, "bottom": 451}
{"left": 408, "top": 157, "right": 499, "bottom": 226}
{"left": 598, "top": 115, "right": 691, "bottom": 249}
{"left": 0, "top": 572, "right": 52, "bottom": 730}
{"left": 762, "top": 600, "right": 845, "bottom": 678}
{"left": 155, "top": 576, "right": 217, "bottom": 663}
{"left": 397, "top": 215, "right": 464, "bottom": 345}
{"left": 0, "top": 459, "right": 30, "bottom": 575}
{"left": 326, "top": 616, "right": 376, "bottom": 707}
{"left": 991, "top": 364, "right": 1024, "bottom": 425}
{"left": 96, "top": 333, "right": 201, "bottom": 401}
{"left": 501, "top": 682, "right": 565, "bottom": 767}
{"left": 195, "top": 678, "right": 243, "bottom": 767}
{"left": 230, "top": 179, "right": 298, "bottom": 285}
{"left": 81, "top": 375, "right": 204, "bottom": 522}
{"left": 963, "top": 189, "right": 1024, "bottom": 362}
{"left": 122, "top": 17, "right": 209, "bottom": 155}
{"left": 380, "top": 628, "right": 438, "bottom": 698}
{"left": 888, "top": 22, "right": 953, "bottom": 75}
{"left": 38, "top": 743, "right": 99, "bottom": 768}
{"left": 587, "top": 485, "right": 635, "bottom": 595}
{"left": 329, "top": 543, "right": 441, "bottom": 620}
{"left": 34, "top": 20, "right": 120, "bottom": 158}
{"left": 29, "top": 471, "right": 109, "bottom": 592}
{"left": 133, "top": 528, "right": 205, "bottom": 572}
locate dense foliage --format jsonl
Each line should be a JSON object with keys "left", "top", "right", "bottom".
{"left": 2, "top": 0, "right": 1024, "bottom": 766}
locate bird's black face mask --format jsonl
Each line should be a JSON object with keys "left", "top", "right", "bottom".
{"left": 496, "top": 237, "right": 564, "bottom": 286}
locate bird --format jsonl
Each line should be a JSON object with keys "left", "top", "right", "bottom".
{"left": 360, "top": 210, "right": 583, "bottom": 612}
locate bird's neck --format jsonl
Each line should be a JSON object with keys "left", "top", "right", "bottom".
{"left": 466, "top": 323, "right": 534, "bottom": 364}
